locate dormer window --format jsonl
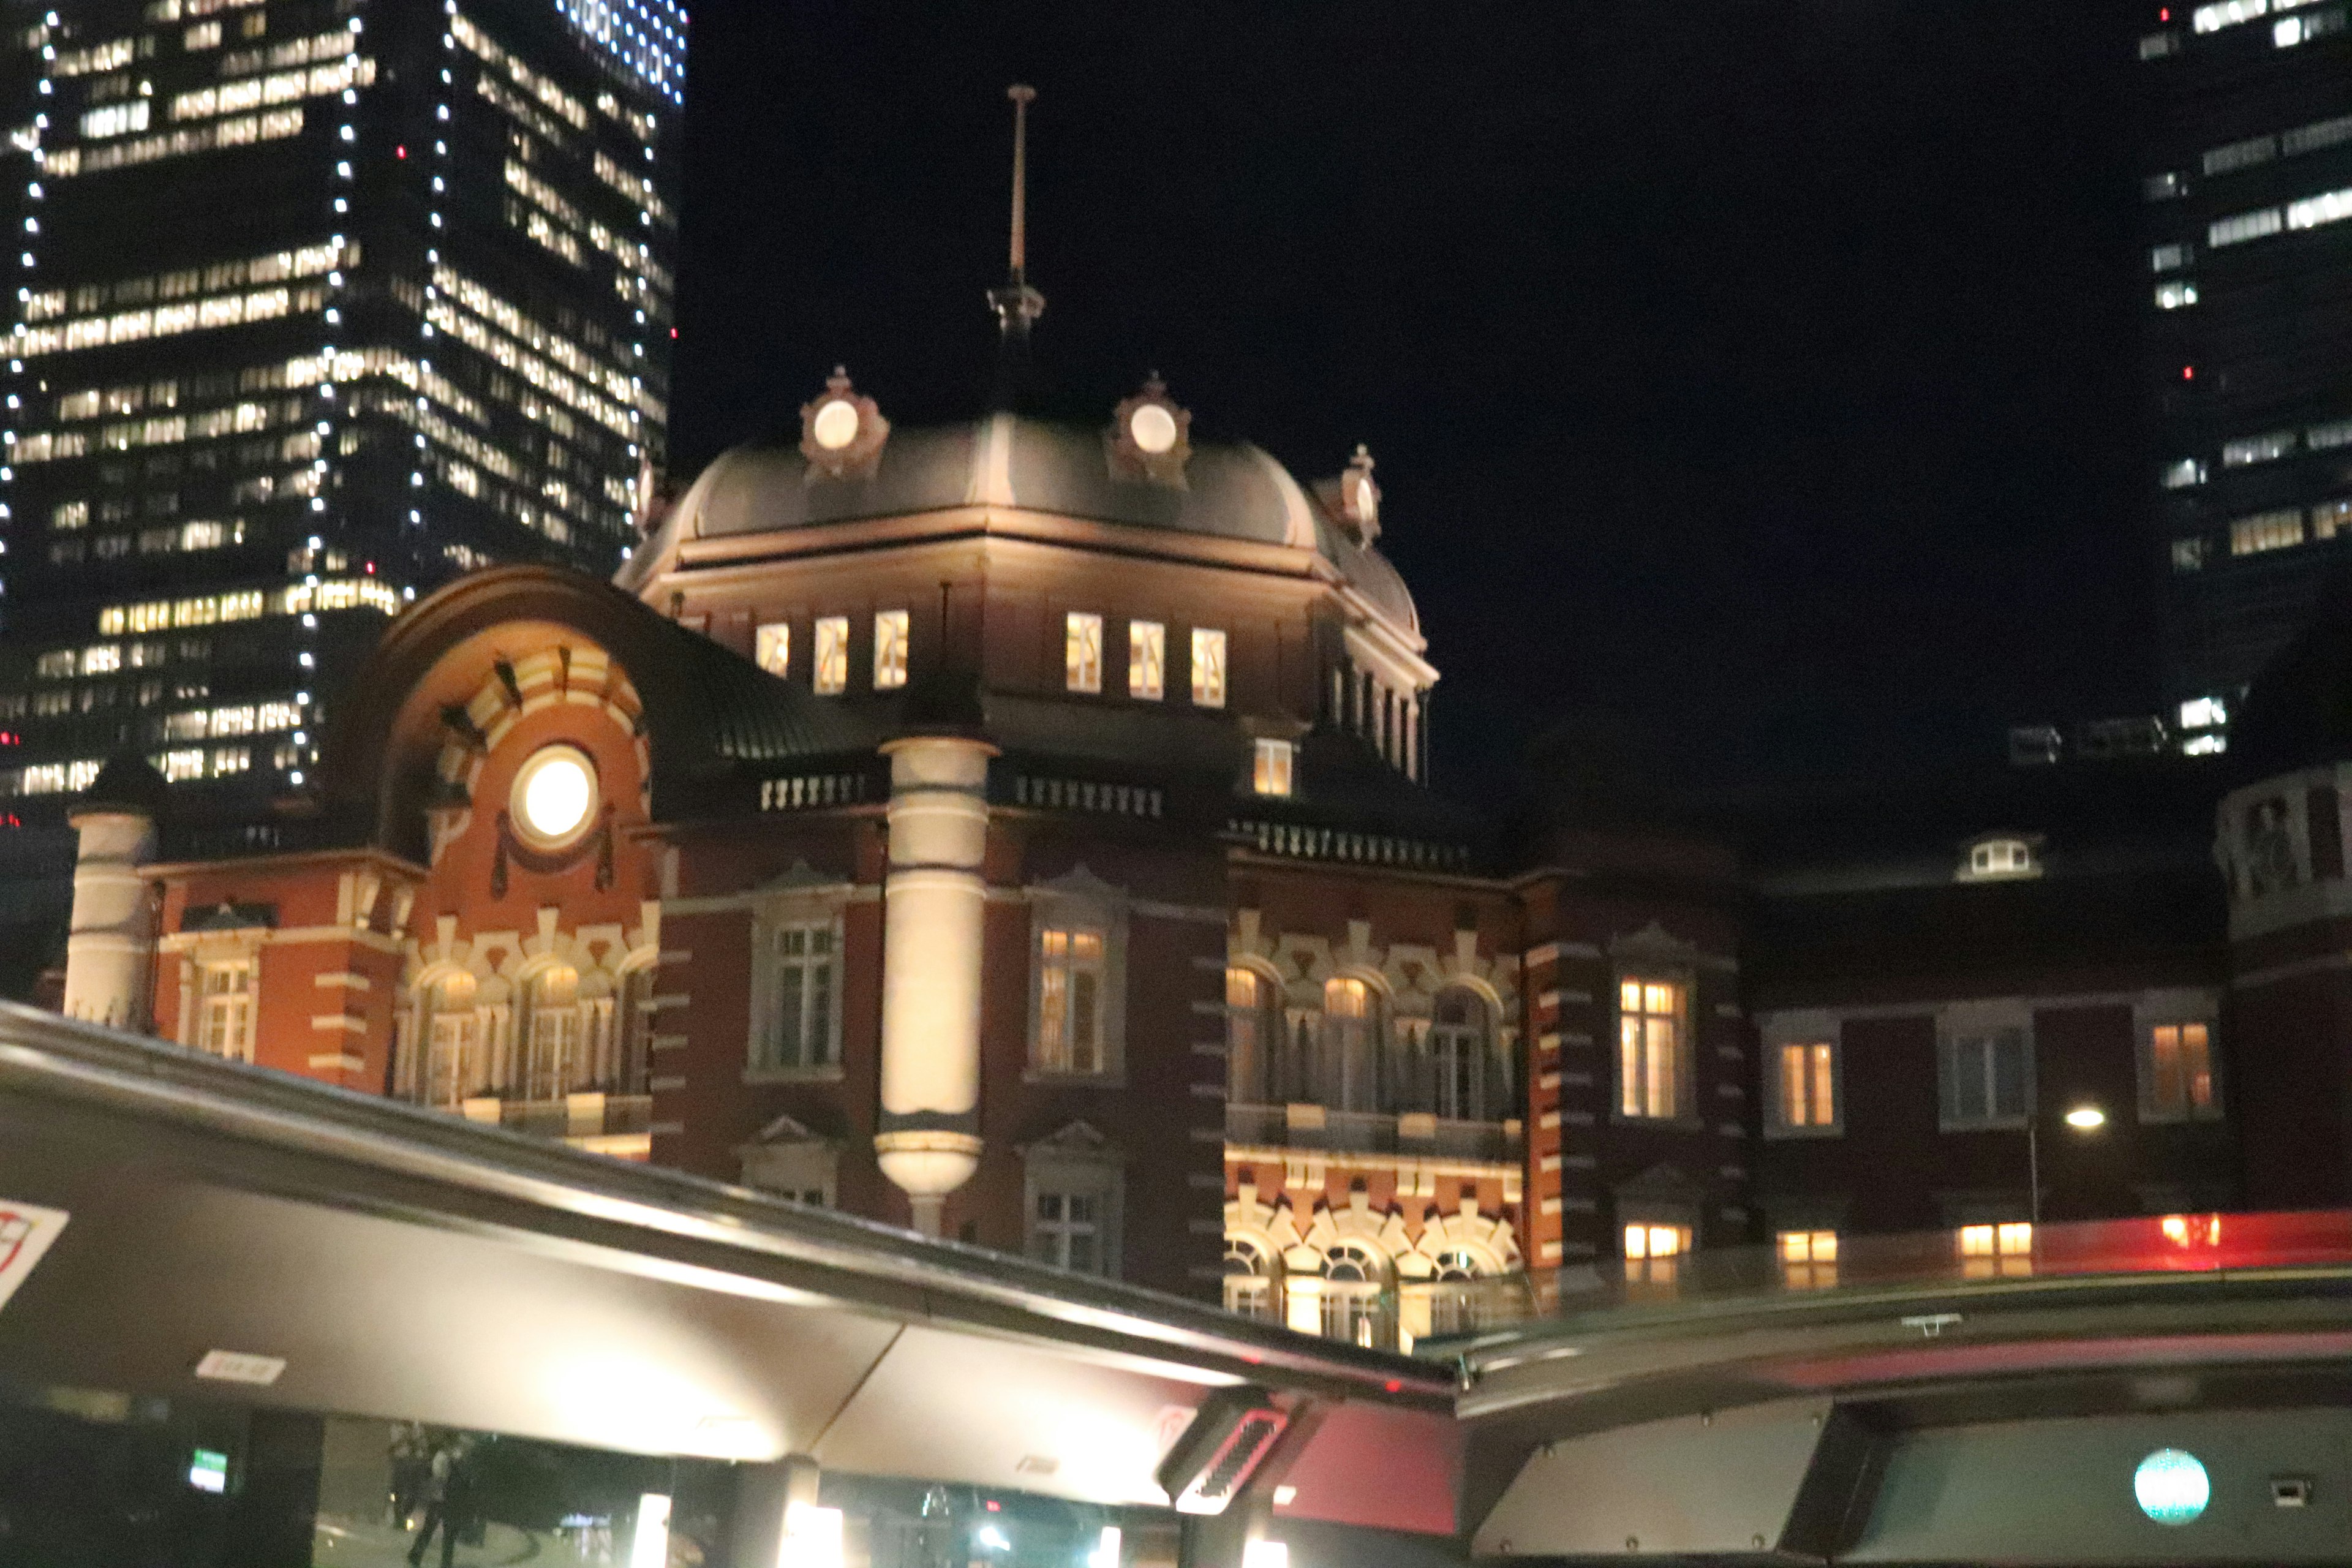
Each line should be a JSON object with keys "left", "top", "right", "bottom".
{"left": 1959, "top": 835, "right": 2041, "bottom": 882}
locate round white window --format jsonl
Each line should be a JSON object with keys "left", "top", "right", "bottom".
{"left": 810, "top": 398, "right": 861, "bottom": 451}
{"left": 510, "top": 744, "right": 598, "bottom": 850}
{"left": 1129, "top": 402, "right": 1178, "bottom": 456}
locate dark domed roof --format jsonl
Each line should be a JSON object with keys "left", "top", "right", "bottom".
{"left": 2226, "top": 582, "right": 2352, "bottom": 779}
{"left": 619, "top": 413, "right": 1419, "bottom": 634}
{"left": 74, "top": 753, "right": 169, "bottom": 819}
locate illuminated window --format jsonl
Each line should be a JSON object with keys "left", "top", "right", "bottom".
{"left": 1617, "top": 978, "right": 1684, "bottom": 1120}
{"left": 1318, "top": 1242, "right": 1389, "bottom": 1346}
{"left": 2315, "top": 499, "right": 2352, "bottom": 541}
{"left": 1035, "top": 928, "right": 1107, "bottom": 1074}
{"left": 2224, "top": 429, "right": 2297, "bottom": 467}
{"left": 523, "top": 966, "right": 583, "bottom": 1102}
{"left": 195, "top": 959, "right": 255, "bottom": 1063}
{"left": 34, "top": 650, "right": 75, "bottom": 680}
{"left": 1191, "top": 628, "right": 1227, "bottom": 707}
{"left": 1431, "top": 987, "right": 1500, "bottom": 1121}
{"left": 1939, "top": 1024, "right": 2031, "bottom": 1129}
{"left": 80, "top": 644, "right": 121, "bottom": 675}
{"left": 754, "top": 622, "right": 789, "bottom": 677}
{"left": 1223, "top": 1235, "right": 1276, "bottom": 1321}
{"left": 1960, "top": 836, "right": 2039, "bottom": 881}
{"left": 1621, "top": 1222, "right": 1689, "bottom": 1284}
{"left": 1128, "top": 620, "right": 1164, "bottom": 700}
{"left": 1777, "top": 1229, "right": 1838, "bottom": 1289}
{"left": 1322, "top": 976, "right": 1379, "bottom": 1112}
{"left": 1226, "top": 966, "right": 1278, "bottom": 1104}
{"left": 1253, "top": 738, "right": 1294, "bottom": 797}
{"left": 1958, "top": 1221, "right": 2034, "bottom": 1278}
{"left": 812, "top": 617, "right": 848, "bottom": 695}
{"left": 873, "top": 609, "right": 908, "bottom": 690}
{"left": 2144, "top": 1020, "right": 2220, "bottom": 1121}
{"left": 2233, "top": 508, "right": 2306, "bottom": 555}
{"left": 755, "top": 919, "right": 839, "bottom": 1073}
{"left": 2154, "top": 279, "right": 2199, "bottom": 310}
{"left": 423, "top": 973, "right": 482, "bottom": 1109}
{"left": 1776, "top": 1041, "right": 1838, "bottom": 1131}
{"left": 1065, "top": 612, "right": 1103, "bottom": 693}
{"left": 2209, "top": 205, "right": 2283, "bottom": 247}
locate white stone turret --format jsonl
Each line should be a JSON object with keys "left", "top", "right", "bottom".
{"left": 873, "top": 733, "right": 997, "bottom": 1236}
{"left": 62, "top": 785, "right": 160, "bottom": 1031}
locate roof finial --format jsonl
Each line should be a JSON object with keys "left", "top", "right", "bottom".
{"left": 1008, "top": 83, "right": 1035, "bottom": 279}
{"left": 989, "top": 85, "right": 1046, "bottom": 346}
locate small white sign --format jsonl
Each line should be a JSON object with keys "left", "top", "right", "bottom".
{"left": 193, "top": 1349, "right": 287, "bottom": 1387}
{"left": 0, "top": 1200, "right": 69, "bottom": 1314}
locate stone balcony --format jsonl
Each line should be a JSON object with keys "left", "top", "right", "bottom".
{"left": 454, "top": 1090, "right": 654, "bottom": 1159}
{"left": 1224, "top": 1101, "right": 1522, "bottom": 1164}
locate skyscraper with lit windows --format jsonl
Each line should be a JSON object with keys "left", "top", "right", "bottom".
{"left": 2138, "top": 0, "right": 2352, "bottom": 750}
{"left": 0, "top": 0, "right": 682, "bottom": 818}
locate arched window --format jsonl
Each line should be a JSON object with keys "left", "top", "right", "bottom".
{"left": 1320, "top": 1241, "right": 1389, "bottom": 1347}
{"left": 1426, "top": 1246, "right": 1487, "bottom": 1336}
{"left": 1322, "top": 977, "right": 1380, "bottom": 1112}
{"left": 1223, "top": 1236, "right": 1276, "bottom": 1321}
{"left": 1226, "top": 967, "right": 1280, "bottom": 1104}
{"left": 424, "top": 972, "right": 483, "bottom": 1109}
{"left": 1430, "top": 989, "right": 1494, "bottom": 1120}
{"left": 524, "top": 966, "right": 583, "bottom": 1102}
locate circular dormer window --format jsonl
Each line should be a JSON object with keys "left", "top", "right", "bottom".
{"left": 1129, "top": 401, "right": 1178, "bottom": 456}
{"left": 810, "top": 398, "right": 861, "bottom": 451}
{"left": 511, "top": 744, "right": 598, "bottom": 850}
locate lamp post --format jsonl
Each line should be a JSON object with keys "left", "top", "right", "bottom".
{"left": 2030, "top": 1103, "right": 2108, "bottom": 1223}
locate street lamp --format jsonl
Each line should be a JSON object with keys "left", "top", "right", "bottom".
{"left": 2030, "top": 1102, "right": 2108, "bottom": 1222}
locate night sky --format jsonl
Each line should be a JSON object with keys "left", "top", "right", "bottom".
{"left": 669, "top": 0, "right": 2154, "bottom": 803}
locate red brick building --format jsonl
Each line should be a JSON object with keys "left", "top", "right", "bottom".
{"left": 59, "top": 362, "right": 2345, "bottom": 1342}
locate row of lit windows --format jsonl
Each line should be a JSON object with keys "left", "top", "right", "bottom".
{"left": 431, "top": 265, "right": 636, "bottom": 406}
{"left": 2207, "top": 183, "right": 2352, "bottom": 250}
{"left": 590, "top": 149, "right": 668, "bottom": 223}
{"left": 2168, "top": 499, "right": 2352, "bottom": 568}
{"left": 157, "top": 698, "right": 301, "bottom": 741}
{"left": 1766, "top": 1020, "right": 2217, "bottom": 1136}
{"left": 168, "top": 55, "right": 369, "bottom": 124}
{"left": 475, "top": 68, "right": 578, "bottom": 156}
{"left": 50, "top": 37, "right": 138, "bottom": 78}
{"left": 2190, "top": 0, "right": 2322, "bottom": 34}
{"left": 94, "top": 575, "right": 402, "bottom": 635}
{"left": 38, "top": 104, "right": 306, "bottom": 179}
{"left": 2201, "top": 112, "right": 2352, "bottom": 178}
{"left": 452, "top": 12, "right": 590, "bottom": 132}
{"left": 423, "top": 273, "right": 635, "bottom": 439}
{"left": 1061, "top": 614, "right": 1229, "bottom": 706}
{"left": 48, "top": 520, "right": 244, "bottom": 564}
{"left": 17, "top": 396, "right": 307, "bottom": 464}
{"left": 23, "top": 241, "right": 345, "bottom": 325}
{"left": 216, "top": 25, "right": 353, "bottom": 82}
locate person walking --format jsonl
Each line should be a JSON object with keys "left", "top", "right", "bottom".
{"left": 406, "top": 1441, "right": 470, "bottom": 1568}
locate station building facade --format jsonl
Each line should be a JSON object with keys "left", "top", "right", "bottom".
{"left": 48, "top": 363, "right": 2352, "bottom": 1344}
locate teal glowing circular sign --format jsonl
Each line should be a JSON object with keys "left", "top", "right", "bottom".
{"left": 2135, "top": 1449, "right": 2210, "bottom": 1526}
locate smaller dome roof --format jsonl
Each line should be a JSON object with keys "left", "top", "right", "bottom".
{"left": 75, "top": 753, "right": 169, "bottom": 820}
{"left": 2227, "top": 576, "right": 2352, "bottom": 779}
{"left": 620, "top": 413, "right": 1420, "bottom": 638}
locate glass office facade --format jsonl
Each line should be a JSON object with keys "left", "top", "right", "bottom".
{"left": 0, "top": 0, "right": 680, "bottom": 818}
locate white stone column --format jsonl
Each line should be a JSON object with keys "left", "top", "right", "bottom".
{"left": 873, "top": 734, "right": 997, "bottom": 1235}
{"left": 62, "top": 807, "right": 158, "bottom": 1031}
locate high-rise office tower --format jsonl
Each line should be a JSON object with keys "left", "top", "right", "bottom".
{"left": 0, "top": 0, "right": 680, "bottom": 818}
{"left": 2140, "top": 0, "right": 2352, "bottom": 752}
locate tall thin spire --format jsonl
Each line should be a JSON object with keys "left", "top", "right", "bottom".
{"left": 988, "top": 84, "right": 1046, "bottom": 378}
